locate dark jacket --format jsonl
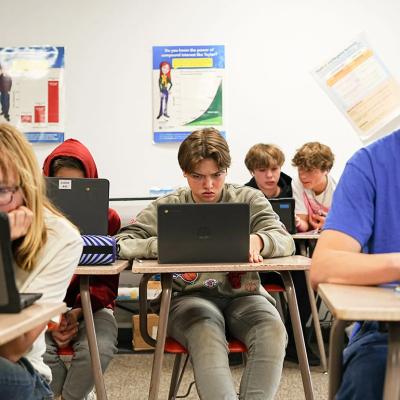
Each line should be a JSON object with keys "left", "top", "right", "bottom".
{"left": 245, "top": 171, "right": 293, "bottom": 198}
{"left": 0, "top": 73, "right": 12, "bottom": 92}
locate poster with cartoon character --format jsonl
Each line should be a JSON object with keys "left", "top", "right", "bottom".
{"left": 0, "top": 46, "right": 65, "bottom": 143}
{"left": 152, "top": 45, "right": 225, "bottom": 143}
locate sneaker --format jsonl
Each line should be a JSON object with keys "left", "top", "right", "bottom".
{"left": 285, "top": 343, "right": 320, "bottom": 366}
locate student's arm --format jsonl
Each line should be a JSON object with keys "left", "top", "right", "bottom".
{"left": 292, "top": 179, "right": 310, "bottom": 232}
{"left": 310, "top": 229, "right": 400, "bottom": 289}
{"left": 249, "top": 234, "right": 263, "bottom": 263}
{"left": 0, "top": 323, "right": 47, "bottom": 362}
{"left": 115, "top": 201, "right": 159, "bottom": 260}
{"left": 249, "top": 193, "right": 295, "bottom": 258}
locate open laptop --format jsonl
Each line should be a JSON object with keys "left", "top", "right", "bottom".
{"left": 46, "top": 177, "right": 109, "bottom": 235}
{"left": 0, "top": 213, "right": 42, "bottom": 313}
{"left": 268, "top": 198, "right": 296, "bottom": 234}
{"left": 157, "top": 203, "right": 250, "bottom": 264}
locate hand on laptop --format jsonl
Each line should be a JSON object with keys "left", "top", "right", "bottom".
{"left": 249, "top": 234, "right": 263, "bottom": 263}
{"left": 7, "top": 206, "right": 33, "bottom": 240}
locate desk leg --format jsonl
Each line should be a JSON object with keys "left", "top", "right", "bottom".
{"left": 281, "top": 271, "right": 314, "bottom": 400}
{"left": 383, "top": 322, "right": 400, "bottom": 400}
{"left": 80, "top": 276, "right": 108, "bottom": 400}
{"left": 298, "top": 240, "right": 308, "bottom": 257}
{"left": 148, "top": 273, "right": 173, "bottom": 400}
{"left": 328, "top": 319, "right": 346, "bottom": 400}
{"left": 305, "top": 271, "right": 328, "bottom": 372}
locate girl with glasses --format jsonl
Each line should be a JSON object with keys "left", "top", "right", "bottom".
{"left": 0, "top": 123, "right": 82, "bottom": 400}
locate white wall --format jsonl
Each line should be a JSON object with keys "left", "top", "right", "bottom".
{"left": 3, "top": 0, "right": 400, "bottom": 197}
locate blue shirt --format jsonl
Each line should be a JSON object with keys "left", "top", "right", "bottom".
{"left": 325, "top": 129, "right": 400, "bottom": 254}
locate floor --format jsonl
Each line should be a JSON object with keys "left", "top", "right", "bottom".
{"left": 103, "top": 352, "right": 328, "bottom": 399}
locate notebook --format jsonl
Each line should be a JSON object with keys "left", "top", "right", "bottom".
{"left": 268, "top": 197, "right": 296, "bottom": 234}
{"left": 46, "top": 177, "right": 109, "bottom": 235}
{"left": 0, "top": 213, "right": 42, "bottom": 313}
{"left": 157, "top": 203, "right": 250, "bottom": 264}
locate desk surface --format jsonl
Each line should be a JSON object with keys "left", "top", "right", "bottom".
{"left": 131, "top": 255, "right": 310, "bottom": 273}
{"left": 318, "top": 283, "right": 400, "bottom": 321}
{"left": 0, "top": 302, "right": 66, "bottom": 346}
{"left": 75, "top": 259, "right": 130, "bottom": 275}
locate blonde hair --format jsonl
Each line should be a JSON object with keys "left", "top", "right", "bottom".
{"left": 178, "top": 128, "right": 231, "bottom": 173}
{"left": 291, "top": 142, "right": 334, "bottom": 172}
{"left": 244, "top": 143, "right": 285, "bottom": 171}
{"left": 0, "top": 123, "right": 61, "bottom": 271}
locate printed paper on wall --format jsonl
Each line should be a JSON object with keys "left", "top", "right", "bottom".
{"left": 152, "top": 45, "right": 225, "bottom": 143}
{"left": 312, "top": 34, "right": 400, "bottom": 141}
{"left": 0, "top": 46, "right": 65, "bottom": 143}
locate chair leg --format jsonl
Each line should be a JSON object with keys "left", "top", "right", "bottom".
{"left": 169, "top": 354, "right": 190, "bottom": 399}
{"left": 305, "top": 270, "right": 328, "bottom": 372}
{"left": 169, "top": 354, "right": 184, "bottom": 400}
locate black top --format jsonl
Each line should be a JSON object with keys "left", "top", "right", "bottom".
{"left": 245, "top": 171, "right": 293, "bottom": 198}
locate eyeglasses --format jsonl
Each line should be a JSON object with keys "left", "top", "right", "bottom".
{"left": 0, "top": 186, "right": 20, "bottom": 206}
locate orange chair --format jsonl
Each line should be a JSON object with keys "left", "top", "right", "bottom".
{"left": 165, "top": 337, "right": 247, "bottom": 399}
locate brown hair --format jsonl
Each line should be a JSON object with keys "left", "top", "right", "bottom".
{"left": 291, "top": 142, "right": 334, "bottom": 172}
{"left": 50, "top": 156, "right": 85, "bottom": 177}
{"left": 244, "top": 143, "right": 285, "bottom": 171}
{"left": 178, "top": 128, "right": 231, "bottom": 173}
{"left": 0, "top": 123, "right": 62, "bottom": 271}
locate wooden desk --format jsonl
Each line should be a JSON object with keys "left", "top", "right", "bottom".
{"left": 75, "top": 259, "right": 129, "bottom": 400}
{"left": 318, "top": 283, "right": 400, "bottom": 400}
{"left": 0, "top": 302, "right": 66, "bottom": 346}
{"left": 291, "top": 232, "right": 327, "bottom": 372}
{"left": 133, "top": 256, "right": 315, "bottom": 400}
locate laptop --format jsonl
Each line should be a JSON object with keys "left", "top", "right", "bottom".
{"left": 46, "top": 177, "right": 109, "bottom": 235}
{"left": 0, "top": 213, "right": 42, "bottom": 313}
{"left": 157, "top": 203, "right": 250, "bottom": 264}
{"left": 268, "top": 198, "right": 296, "bottom": 234}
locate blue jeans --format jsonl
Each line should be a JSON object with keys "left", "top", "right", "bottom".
{"left": 168, "top": 294, "right": 287, "bottom": 400}
{"left": 0, "top": 92, "right": 10, "bottom": 116}
{"left": 336, "top": 321, "right": 387, "bottom": 400}
{"left": 0, "top": 356, "right": 53, "bottom": 400}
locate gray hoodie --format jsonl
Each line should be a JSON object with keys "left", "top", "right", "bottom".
{"left": 116, "top": 184, "right": 295, "bottom": 303}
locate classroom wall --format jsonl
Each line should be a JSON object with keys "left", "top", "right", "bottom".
{"left": 3, "top": 0, "right": 400, "bottom": 197}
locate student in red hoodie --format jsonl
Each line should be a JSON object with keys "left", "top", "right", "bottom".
{"left": 42, "top": 139, "right": 120, "bottom": 400}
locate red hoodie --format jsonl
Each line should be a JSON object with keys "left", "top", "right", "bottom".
{"left": 43, "top": 139, "right": 121, "bottom": 311}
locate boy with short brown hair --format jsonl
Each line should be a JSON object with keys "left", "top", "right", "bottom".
{"left": 291, "top": 142, "right": 336, "bottom": 232}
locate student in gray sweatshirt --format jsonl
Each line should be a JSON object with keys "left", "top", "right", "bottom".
{"left": 116, "top": 128, "right": 295, "bottom": 400}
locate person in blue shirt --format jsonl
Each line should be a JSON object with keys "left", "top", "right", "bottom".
{"left": 310, "top": 129, "right": 400, "bottom": 399}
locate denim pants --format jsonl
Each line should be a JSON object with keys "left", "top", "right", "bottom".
{"left": 336, "top": 321, "right": 388, "bottom": 400}
{"left": 44, "top": 308, "right": 118, "bottom": 400}
{"left": 0, "top": 92, "right": 10, "bottom": 116}
{"left": 0, "top": 356, "right": 53, "bottom": 400}
{"left": 168, "top": 294, "right": 287, "bottom": 400}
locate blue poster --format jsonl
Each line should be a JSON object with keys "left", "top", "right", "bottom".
{"left": 152, "top": 45, "right": 225, "bottom": 143}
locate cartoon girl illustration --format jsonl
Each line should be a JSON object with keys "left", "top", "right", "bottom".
{"left": 157, "top": 61, "right": 172, "bottom": 119}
